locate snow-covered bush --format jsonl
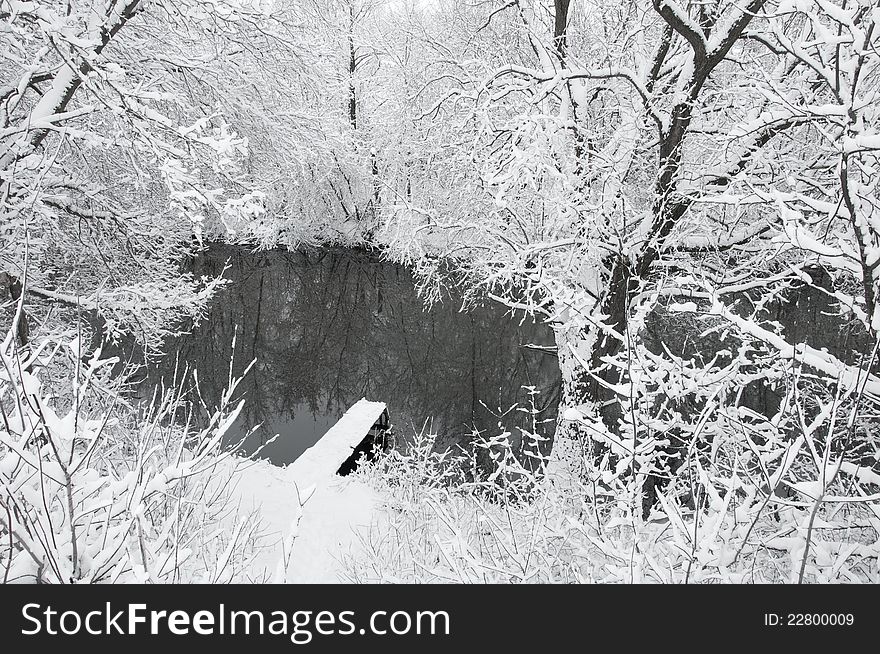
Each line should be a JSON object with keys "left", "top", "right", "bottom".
{"left": 0, "top": 324, "right": 260, "bottom": 583}
{"left": 347, "top": 376, "right": 880, "bottom": 583}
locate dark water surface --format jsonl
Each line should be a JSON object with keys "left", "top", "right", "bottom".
{"left": 136, "top": 245, "right": 561, "bottom": 466}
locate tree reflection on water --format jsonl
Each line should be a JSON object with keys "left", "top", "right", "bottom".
{"left": 139, "top": 245, "right": 561, "bottom": 466}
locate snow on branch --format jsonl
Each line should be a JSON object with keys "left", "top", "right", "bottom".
{"left": 483, "top": 63, "right": 665, "bottom": 130}
{"left": 652, "top": 0, "right": 708, "bottom": 61}
{"left": 710, "top": 297, "right": 880, "bottom": 397}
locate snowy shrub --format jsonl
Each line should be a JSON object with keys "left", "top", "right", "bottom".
{"left": 346, "top": 375, "right": 880, "bottom": 583}
{"left": 0, "top": 326, "right": 261, "bottom": 583}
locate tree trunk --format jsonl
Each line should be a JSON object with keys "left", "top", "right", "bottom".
{"left": 0, "top": 272, "right": 29, "bottom": 345}
{"left": 553, "top": 0, "right": 571, "bottom": 61}
{"left": 348, "top": 3, "right": 358, "bottom": 130}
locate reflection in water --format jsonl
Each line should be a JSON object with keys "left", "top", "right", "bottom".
{"left": 137, "top": 245, "right": 561, "bottom": 466}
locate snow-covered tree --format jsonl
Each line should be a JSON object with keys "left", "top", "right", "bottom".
{"left": 0, "top": 0, "right": 325, "bottom": 349}
{"left": 372, "top": 0, "right": 880, "bottom": 514}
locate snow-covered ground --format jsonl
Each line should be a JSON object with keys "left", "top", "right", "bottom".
{"left": 231, "top": 460, "right": 377, "bottom": 582}
{"left": 228, "top": 400, "right": 386, "bottom": 583}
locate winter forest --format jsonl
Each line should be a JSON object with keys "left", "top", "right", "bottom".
{"left": 2, "top": 0, "right": 880, "bottom": 585}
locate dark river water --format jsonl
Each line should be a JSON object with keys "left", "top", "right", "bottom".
{"left": 132, "top": 245, "right": 561, "bottom": 466}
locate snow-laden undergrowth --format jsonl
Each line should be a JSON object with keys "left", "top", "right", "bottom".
{"left": 0, "top": 325, "right": 261, "bottom": 584}
{"left": 344, "top": 393, "right": 880, "bottom": 584}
